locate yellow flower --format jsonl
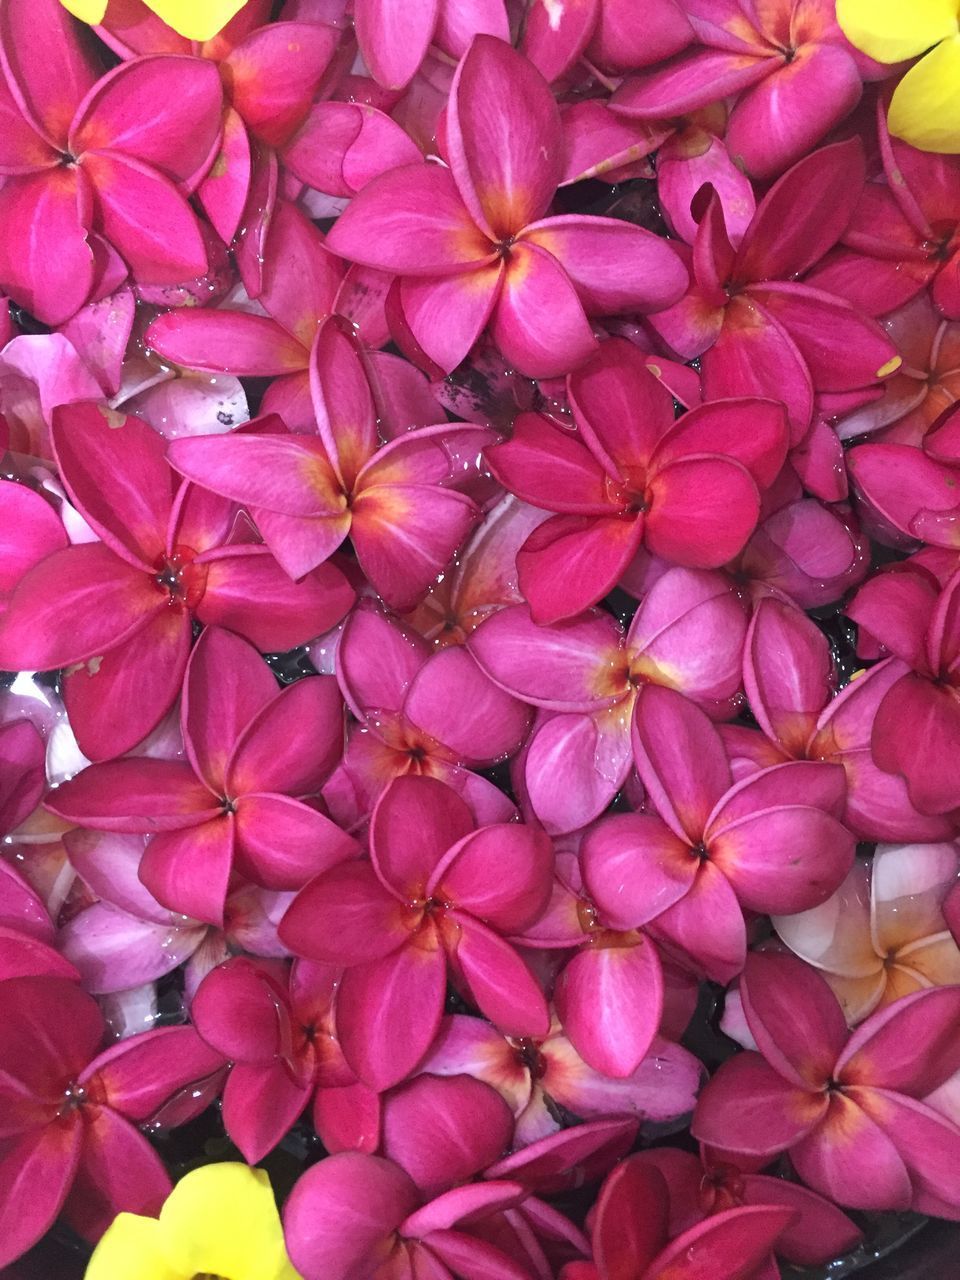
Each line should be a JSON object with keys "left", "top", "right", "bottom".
{"left": 84, "top": 1163, "right": 303, "bottom": 1280}
{"left": 59, "top": 0, "right": 249, "bottom": 42}
{"left": 837, "top": 0, "right": 960, "bottom": 152}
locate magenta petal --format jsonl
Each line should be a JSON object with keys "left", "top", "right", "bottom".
{"left": 0, "top": 484, "right": 68, "bottom": 608}
{"left": 447, "top": 35, "right": 561, "bottom": 241}
{"left": 234, "top": 794, "right": 358, "bottom": 890}
{"left": 82, "top": 1025, "right": 224, "bottom": 1123}
{"left": 223, "top": 22, "right": 338, "bottom": 149}
{"left": 405, "top": 648, "right": 530, "bottom": 765}
{"left": 84, "top": 150, "right": 209, "bottom": 285}
{"left": 517, "top": 513, "right": 644, "bottom": 624}
{"left": 523, "top": 710, "right": 630, "bottom": 836}
{"left": 371, "top": 775, "right": 474, "bottom": 899}
{"left": 228, "top": 675, "right": 344, "bottom": 796}
{"left": 837, "top": 986, "right": 960, "bottom": 1096}
{"left": 47, "top": 759, "right": 219, "bottom": 833}
{"left": 852, "top": 1087, "right": 960, "bottom": 1212}
{"left": 491, "top": 243, "right": 597, "bottom": 379}
{"left": 57, "top": 903, "right": 203, "bottom": 994}
{"left": 0, "top": 1122, "right": 83, "bottom": 1268}
{"left": 611, "top": 49, "right": 770, "bottom": 119}
{"left": 692, "top": 1052, "right": 827, "bottom": 1157}
{"left": 401, "top": 264, "right": 505, "bottom": 375}
{"left": 484, "top": 1116, "right": 638, "bottom": 1194}
{"left": 381, "top": 1074, "right": 514, "bottom": 1197}
{"left": 138, "top": 817, "right": 235, "bottom": 927}
{"left": 521, "top": 0, "right": 598, "bottom": 82}
{"left": 740, "top": 953, "right": 847, "bottom": 1091}
{"left": 554, "top": 939, "right": 664, "bottom": 1078}
{"left": 148, "top": 310, "right": 306, "bottom": 376}
{"left": 279, "top": 861, "right": 414, "bottom": 965}
{"left": 788, "top": 1093, "right": 912, "bottom": 1211}
{"left": 337, "top": 941, "right": 447, "bottom": 1089}
{"left": 433, "top": 824, "right": 552, "bottom": 930}
{"left": 198, "top": 106, "right": 250, "bottom": 245}
{"left": 523, "top": 215, "right": 687, "bottom": 314}
{"left": 191, "top": 958, "right": 289, "bottom": 1063}
{"left": 872, "top": 675, "right": 960, "bottom": 817}
{"left": 312, "top": 1081, "right": 381, "bottom": 1156}
{"left": 744, "top": 597, "right": 833, "bottom": 756}
{"left": 646, "top": 455, "right": 760, "bottom": 568}
{"left": 338, "top": 607, "right": 430, "bottom": 719}
{"left": 649, "top": 863, "right": 746, "bottom": 985}
{"left": 223, "top": 1060, "right": 312, "bottom": 1164}
{"left": 0, "top": 170, "right": 95, "bottom": 325}
{"left": 646, "top": 1204, "right": 798, "bottom": 1280}
{"left": 581, "top": 813, "right": 694, "bottom": 931}
{"left": 449, "top": 914, "right": 549, "bottom": 1037}
{"left": 0, "top": 0, "right": 99, "bottom": 144}
{"left": 64, "top": 1107, "right": 170, "bottom": 1240}
{"left": 284, "top": 101, "right": 422, "bottom": 198}
{"left": 742, "top": 1174, "right": 862, "bottom": 1265}
{"left": 354, "top": 0, "right": 439, "bottom": 89}
{"left": 283, "top": 1153, "right": 418, "bottom": 1280}
{"left": 0, "top": 720, "right": 45, "bottom": 836}
{"left": 485, "top": 413, "right": 611, "bottom": 515}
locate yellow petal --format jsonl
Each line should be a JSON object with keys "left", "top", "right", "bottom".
{"left": 888, "top": 36, "right": 960, "bottom": 152}
{"left": 84, "top": 1213, "right": 187, "bottom": 1280}
{"left": 159, "top": 1162, "right": 302, "bottom": 1280}
{"left": 836, "top": 0, "right": 958, "bottom": 62}
{"left": 58, "top": 0, "right": 108, "bottom": 21}
{"left": 144, "top": 0, "right": 248, "bottom": 41}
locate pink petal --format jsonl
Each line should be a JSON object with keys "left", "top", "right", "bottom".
{"left": 725, "top": 44, "right": 862, "bottom": 180}
{"left": 312, "top": 1080, "right": 382, "bottom": 1156}
{"left": 691, "top": 1052, "right": 827, "bottom": 1157}
{"left": 658, "top": 129, "right": 756, "bottom": 246}
{"left": 521, "top": 0, "right": 599, "bottom": 82}
{"left": 568, "top": 336, "right": 675, "bottom": 473}
{"left": 517, "top": 513, "right": 644, "bottom": 623}
{"left": 223, "top": 1059, "right": 313, "bottom": 1164}
{"left": 611, "top": 49, "right": 770, "bottom": 118}
{"left": 197, "top": 106, "right": 251, "bottom": 245}
{"left": 223, "top": 22, "right": 338, "bottom": 148}
{"left": 400, "top": 262, "right": 505, "bottom": 375}
{"left": 788, "top": 1092, "right": 911, "bottom": 1211}
{"left": 0, "top": 720, "right": 45, "bottom": 836}
{"left": 181, "top": 626, "right": 278, "bottom": 795}
{"left": 60, "top": 605, "right": 192, "bottom": 762}
{"left": 84, "top": 150, "right": 209, "bottom": 285}
{"left": 491, "top": 243, "right": 597, "bottom": 379}
{"left": 337, "top": 940, "right": 447, "bottom": 1089}
{"left": 326, "top": 162, "right": 495, "bottom": 274}
{"left": 851, "top": 1086, "right": 960, "bottom": 1212}
{"left": 742, "top": 1174, "right": 863, "bottom": 1265}
{"left": 147, "top": 309, "right": 307, "bottom": 375}
{"left": 631, "top": 684, "right": 730, "bottom": 844}
{"left": 381, "top": 1074, "right": 514, "bottom": 1197}
{"left": 581, "top": 812, "right": 694, "bottom": 931}
{"left": 734, "top": 138, "right": 866, "bottom": 282}
{"left": 0, "top": 170, "right": 95, "bottom": 325}
{"left": 654, "top": 398, "right": 788, "bottom": 490}
{"left": 57, "top": 902, "right": 203, "bottom": 994}
{"left": 645, "top": 455, "right": 760, "bottom": 568}
{"left": 52, "top": 402, "right": 173, "bottom": 569}
{"left": 447, "top": 35, "right": 561, "bottom": 242}
{"left": 837, "top": 986, "right": 960, "bottom": 1096}
{"left": 279, "top": 861, "right": 416, "bottom": 965}
{"left": 234, "top": 793, "right": 358, "bottom": 890}
{"left": 523, "top": 709, "right": 631, "bottom": 836}
{"left": 739, "top": 952, "right": 847, "bottom": 1091}
{"left": 484, "top": 1116, "right": 637, "bottom": 1194}
{"left": 0, "top": 1122, "right": 83, "bottom": 1268}
{"left": 434, "top": 0, "right": 510, "bottom": 59}
{"left": 400, "top": 1181, "right": 526, "bottom": 1236}
{"left": 522, "top": 215, "right": 687, "bottom": 314}
{"left": 485, "top": 412, "right": 611, "bottom": 515}
{"left": 283, "top": 1153, "right": 418, "bottom": 1280}
{"left": 649, "top": 862, "right": 746, "bottom": 984}
{"left": 449, "top": 914, "right": 549, "bottom": 1037}
{"left": 433, "top": 823, "right": 552, "bottom": 930}
{"left": 284, "top": 101, "right": 423, "bottom": 198}
{"left": 138, "top": 817, "right": 235, "bottom": 926}
{"left": 0, "top": 483, "right": 68, "bottom": 609}
{"left": 744, "top": 597, "right": 833, "bottom": 756}
{"left": 0, "top": 0, "right": 98, "bottom": 144}
{"left": 337, "top": 606, "right": 430, "bottom": 720}
{"left": 590, "top": 1156, "right": 667, "bottom": 1280}
{"left": 354, "top": 0, "right": 439, "bottom": 89}
{"left": 63, "top": 1106, "right": 171, "bottom": 1240}
{"left": 82, "top": 1024, "right": 225, "bottom": 1123}
{"left": 404, "top": 647, "right": 530, "bottom": 765}
{"left": 191, "top": 958, "right": 289, "bottom": 1062}
{"left": 646, "top": 1205, "right": 798, "bottom": 1280}
{"left": 554, "top": 939, "right": 664, "bottom": 1078}
{"left": 371, "top": 775, "right": 474, "bottom": 898}
{"left": 872, "top": 675, "right": 960, "bottom": 817}
{"left": 195, "top": 548, "right": 354, "bottom": 652}
{"left": 47, "top": 758, "right": 219, "bottom": 832}
{"left": 228, "top": 675, "right": 344, "bottom": 796}
{"left": 546, "top": 1032, "right": 702, "bottom": 1127}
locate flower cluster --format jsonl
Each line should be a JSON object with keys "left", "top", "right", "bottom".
{"left": 1, "top": 2, "right": 960, "bottom": 1278}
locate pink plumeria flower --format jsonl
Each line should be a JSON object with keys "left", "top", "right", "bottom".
{"left": 0, "top": 974, "right": 225, "bottom": 1267}
{"left": 611, "top": 0, "right": 883, "bottom": 178}
{"left": 0, "top": 0, "right": 225, "bottom": 324}
{"left": 648, "top": 141, "right": 900, "bottom": 443}
{"left": 774, "top": 843, "right": 960, "bottom": 1024}
{"left": 560, "top": 1152, "right": 796, "bottom": 1280}
{"left": 47, "top": 626, "right": 358, "bottom": 925}
{"left": 328, "top": 604, "right": 529, "bottom": 825}
{"left": 693, "top": 951, "right": 960, "bottom": 1213}
{"left": 0, "top": 403, "right": 354, "bottom": 760}
{"left": 327, "top": 36, "right": 687, "bottom": 378}
{"left": 279, "top": 774, "right": 553, "bottom": 1090}
{"left": 470, "top": 566, "right": 748, "bottom": 833}
{"left": 421, "top": 1012, "right": 701, "bottom": 1146}
{"left": 486, "top": 338, "right": 788, "bottom": 621}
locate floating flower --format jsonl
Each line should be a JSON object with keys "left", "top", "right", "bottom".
{"left": 84, "top": 1161, "right": 300, "bottom": 1280}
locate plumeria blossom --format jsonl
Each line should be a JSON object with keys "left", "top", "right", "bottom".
{"left": 611, "top": 0, "right": 881, "bottom": 179}
{"left": 774, "top": 843, "right": 960, "bottom": 1024}
{"left": 559, "top": 1152, "right": 797, "bottom": 1280}
{"left": 192, "top": 956, "right": 380, "bottom": 1163}
{"left": 837, "top": 0, "right": 960, "bottom": 151}
{"left": 47, "top": 626, "right": 358, "bottom": 925}
{"left": 732, "top": 596, "right": 951, "bottom": 840}
{"left": 84, "top": 1161, "right": 300, "bottom": 1280}
{"left": 280, "top": 775, "right": 553, "bottom": 1090}
{"left": 0, "top": 974, "right": 225, "bottom": 1266}
{"left": 485, "top": 338, "right": 788, "bottom": 622}
{"left": 596, "top": 685, "right": 856, "bottom": 983}
{"left": 0, "top": 403, "right": 353, "bottom": 760}
{"left": 326, "top": 37, "right": 688, "bottom": 378}
{"left": 845, "top": 563, "right": 960, "bottom": 815}
{"left": 811, "top": 106, "right": 960, "bottom": 319}
{"left": 648, "top": 140, "right": 901, "bottom": 442}
{"left": 469, "top": 567, "right": 748, "bottom": 833}
{"left": 421, "top": 1012, "right": 702, "bottom": 1146}
{"left": 327, "top": 604, "right": 529, "bottom": 826}
{"left": 694, "top": 953, "right": 960, "bottom": 1214}
{"left": 0, "top": 0, "right": 225, "bottom": 324}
